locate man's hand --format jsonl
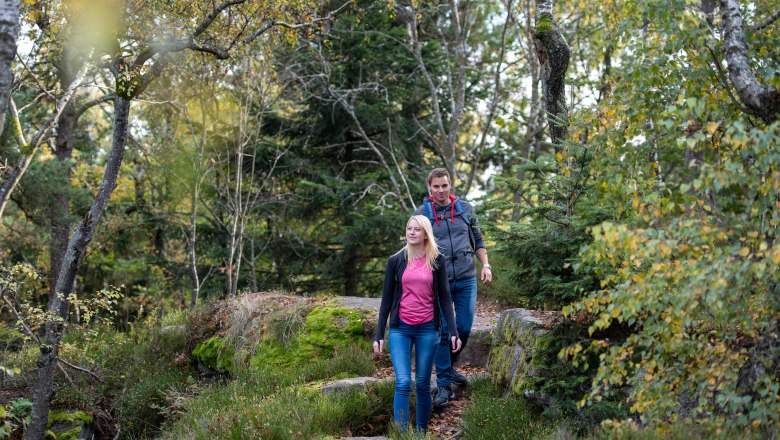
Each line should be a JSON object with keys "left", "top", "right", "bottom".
{"left": 373, "top": 339, "right": 384, "bottom": 354}
{"left": 481, "top": 266, "right": 492, "bottom": 284}
{"left": 451, "top": 336, "right": 462, "bottom": 352}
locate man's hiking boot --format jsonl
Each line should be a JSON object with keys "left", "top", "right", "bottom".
{"left": 433, "top": 385, "right": 455, "bottom": 409}
{"left": 452, "top": 369, "right": 469, "bottom": 387}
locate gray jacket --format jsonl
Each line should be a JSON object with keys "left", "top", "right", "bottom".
{"left": 413, "top": 198, "right": 485, "bottom": 281}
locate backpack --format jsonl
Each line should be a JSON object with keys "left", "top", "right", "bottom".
{"left": 422, "top": 196, "right": 476, "bottom": 252}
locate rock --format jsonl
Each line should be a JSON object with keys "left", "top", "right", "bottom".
{"left": 321, "top": 377, "right": 379, "bottom": 395}
{"left": 457, "top": 325, "right": 493, "bottom": 368}
{"left": 161, "top": 325, "right": 186, "bottom": 335}
{"left": 46, "top": 411, "right": 94, "bottom": 440}
{"left": 487, "top": 308, "right": 561, "bottom": 398}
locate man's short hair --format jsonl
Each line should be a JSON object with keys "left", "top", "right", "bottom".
{"left": 427, "top": 168, "right": 451, "bottom": 185}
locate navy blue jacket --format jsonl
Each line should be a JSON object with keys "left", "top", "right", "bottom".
{"left": 375, "top": 252, "right": 458, "bottom": 341}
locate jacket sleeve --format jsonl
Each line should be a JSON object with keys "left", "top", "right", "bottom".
{"left": 375, "top": 255, "right": 396, "bottom": 341}
{"left": 436, "top": 256, "right": 459, "bottom": 339}
{"left": 466, "top": 202, "right": 486, "bottom": 250}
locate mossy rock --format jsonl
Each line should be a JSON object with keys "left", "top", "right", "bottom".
{"left": 488, "top": 308, "right": 556, "bottom": 395}
{"left": 46, "top": 411, "right": 94, "bottom": 440}
{"left": 251, "top": 305, "right": 371, "bottom": 370}
{"left": 192, "top": 336, "right": 234, "bottom": 372}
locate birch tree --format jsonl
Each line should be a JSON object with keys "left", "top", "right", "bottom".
{"left": 0, "top": 0, "right": 19, "bottom": 137}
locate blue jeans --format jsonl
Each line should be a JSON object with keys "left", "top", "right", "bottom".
{"left": 388, "top": 319, "right": 439, "bottom": 432}
{"left": 435, "top": 276, "right": 477, "bottom": 389}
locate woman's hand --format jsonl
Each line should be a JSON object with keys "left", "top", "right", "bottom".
{"left": 450, "top": 336, "right": 462, "bottom": 353}
{"left": 373, "top": 339, "right": 384, "bottom": 354}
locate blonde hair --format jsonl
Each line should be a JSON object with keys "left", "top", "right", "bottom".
{"left": 404, "top": 215, "right": 440, "bottom": 270}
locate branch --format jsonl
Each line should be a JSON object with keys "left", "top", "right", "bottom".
{"left": 16, "top": 53, "right": 56, "bottom": 101}
{"left": 245, "top": 1, "right": 351, "bottom": 43}
{"left": 133, "top": 0, "right": 246, "bottom": 68}
{"left": 0, "top": 60, "right": 89, "bottom": 218}
{"left": 193, "top": 0, "right": 246, "bottom": 39}
{"left": 517, "top": 190, "right": 571, "bottom": 228}
{"left": 57, "top": 357, "right": 104, "bottom": 383}
{"left": 751, "top": 10, "right": 780, "bottom": 32}
{"left": 0, "top": 288, "right": 41, "bottom": 346}
{"left": 702, "top": 41, "right": 751, "bottom": 114}
{"left": 188, "top": 42, "right": 230, "bottom": 59}
{"left": 75, "top": 94, "right": 116, "bottom": 119}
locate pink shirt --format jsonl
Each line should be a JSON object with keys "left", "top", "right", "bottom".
{"left": 399, "top": 256, "right": 434, "bottom": 325}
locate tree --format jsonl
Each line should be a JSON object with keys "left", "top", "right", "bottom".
{"left": 0, "top": 0, "right": 20, "bottom": 138}
{"left": 25, "top": 1, "right": 320, "bottom": 436}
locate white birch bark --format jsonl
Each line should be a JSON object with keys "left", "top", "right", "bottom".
{"left": 0, "top": 0, "right": 20, "bottom": 138}
{"left": 720, "top": 0, "right": 779, "bottom": 123}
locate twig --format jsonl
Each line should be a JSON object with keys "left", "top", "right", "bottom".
{"left": 0, "top": 289, "right": 41, "bottom": 345}
{"left": 15, "top": 53, "right": 56, "bottom": 101}
{"left": 57, "top": 357, "right": 105, "bottom": 383}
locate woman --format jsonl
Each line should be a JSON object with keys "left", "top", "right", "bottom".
{"left": 374, "top": 215, "right": 462, "bottom": 433}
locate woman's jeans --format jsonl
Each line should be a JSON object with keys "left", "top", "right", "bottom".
{"left": 388, "top": 319, "right": 439, "bottom": 431}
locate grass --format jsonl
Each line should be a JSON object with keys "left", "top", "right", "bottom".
{"left": 160, "top": 367, "right": 392, "bottom": 439}
{"left": 461, "top": 377, "right": 556, "bottom": 440}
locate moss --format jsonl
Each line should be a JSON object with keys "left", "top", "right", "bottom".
{"left": 251, "top": 305, "right": 370, "bottom": 370}
{"left": 48, "top": 410, "right": 93, "bottom": 425}
{"left": 192, "top": 336, "right": 234, "bottom": 372}
{"left": 487, "top": 313, "right": 546, "bottom": 395}
{"left": 46, "top": 411, "right": 93, "bottom": 440}
{"left": 535, "top": 14, "right": 553, "bottom": 33}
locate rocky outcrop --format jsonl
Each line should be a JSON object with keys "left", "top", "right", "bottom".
{"left": 487, "top": 308, "right": 561, "bottom": 400}
{"left": 321, "top": 377, "right": 379, "bottom": 395}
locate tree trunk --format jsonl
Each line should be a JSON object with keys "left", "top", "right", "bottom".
{"left": 26, "top": 96, "right": 131, "bottom": 440}
{"left": 49, "top": 102, "right": 77, "bottom": 300}
{"left": 534, "top": 0, "right": 570, "bottom": 149}
{"left": 720, "top": 0, "right": 780, "bottom": 123}
{"left": 0, "top": 0, "right": 20, "bottom": 138}
{"left": 188, "top": 185, "right": 200, "bottom": 308}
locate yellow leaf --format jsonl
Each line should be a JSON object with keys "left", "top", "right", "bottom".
{"left": 738, "top": 247, "right": 750, "bottom": 257}
{"left": 705, "top": 121, "right": 719, "bottom": 135}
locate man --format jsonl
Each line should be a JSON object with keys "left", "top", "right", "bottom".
{"left": 413, "top": 167, "right": 492, "bottom": 408}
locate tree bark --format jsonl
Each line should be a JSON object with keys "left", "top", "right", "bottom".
{"left": 0, "top": 0, "right": 20, "bottom": 138}
{"left": 534, "top": 0, "right": 570, "bottom": 149}
{"left": 720, "top": 0, "right": 780, "bottom": 123}
{"left": 49, "top": 101, "right": 77, "bottom": 300}
{"left": 26, "top": 96, "right": 131, "bottom": 440}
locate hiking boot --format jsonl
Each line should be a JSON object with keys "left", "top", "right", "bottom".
{"left": 433, "top": 385, "right": 455, "bottom": 408}
{"left": 451, "top": 369, "right": 469, "bottom": 387}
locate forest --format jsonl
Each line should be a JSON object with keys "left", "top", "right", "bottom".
{"left": 0, "top": 0, "right": 778, "bottom": 438}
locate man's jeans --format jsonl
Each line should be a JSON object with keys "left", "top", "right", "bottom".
{"left": 435, "top": 276, "right": 477, "bottom": 389}
{"left": 388, "top": 319, "right": 439, "bottom": 431}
